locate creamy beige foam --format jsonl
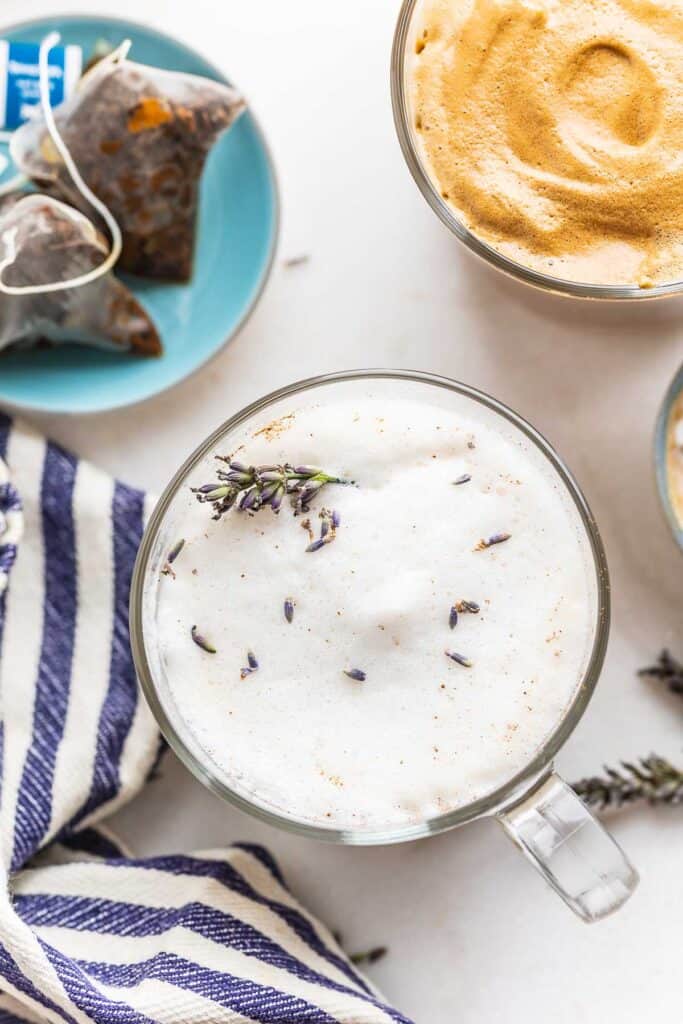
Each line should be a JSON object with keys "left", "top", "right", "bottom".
{"left": 150, "top": 391, "right": 598, "bottom": 832}
{"left": 410, "top": 0, "right": 683, "bottom": 286}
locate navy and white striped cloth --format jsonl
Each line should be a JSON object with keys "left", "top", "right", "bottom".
{"left": 0, "top": 414, "right": 412, "bottom": 1024}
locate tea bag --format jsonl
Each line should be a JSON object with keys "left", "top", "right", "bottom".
{"left": 0, "top": 193, "right": 161, "bottom": 355}
{"left": 11, "top": 45, "right": 245, "bottom": 281}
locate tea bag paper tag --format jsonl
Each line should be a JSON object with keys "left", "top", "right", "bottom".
{"left": 0, "top": 39, "right": 82, "bottom": 130}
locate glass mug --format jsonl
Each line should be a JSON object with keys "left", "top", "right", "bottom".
{"left": 130, "top": 370, "right": 638, "bottom": 922}
{"left": 390, "top": 0, "right": 682, "bottom": 301}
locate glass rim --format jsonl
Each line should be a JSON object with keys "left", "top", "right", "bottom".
{"left": 390, "top": 0, "right": 683, "bottom": 302}
{"left": 654, "top": 361, "right": 683, "bottom": 552}
{"left": 130, "top": 368, "right": 611, "bottom": 845}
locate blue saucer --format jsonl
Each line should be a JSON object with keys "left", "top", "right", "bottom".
{"left": 0, "top": 15, "right": 279, "bottom": 413}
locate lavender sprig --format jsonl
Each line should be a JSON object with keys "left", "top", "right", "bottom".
{"left": 193, "top": 461, "right": 351, "bottom": 521}
{"left": 638, "top": 649, "right": 683, "bottom": 698}
{"left": 573, "top": 756, "right": 683, "bottom": 811}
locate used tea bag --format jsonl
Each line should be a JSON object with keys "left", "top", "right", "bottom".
{"left": 11, "top": 45, "right": 246, "bottom": 281}
{"left": 0, "top": 193, "right": 161, "bottom": 355}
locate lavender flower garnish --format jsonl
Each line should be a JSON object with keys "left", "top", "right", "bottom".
{"left": 284, "top": 598, "right": 295, "bottom": 623}
{"left": 476, "top": 532, "right": 511, "bottom": 551}
{"left": 445, "top": 650, "right": 472, "bottom": 668}
{"left": 191, "top": 625, "right": 216, "bottom": 654}
{"left": 453, "top": 474, "right": 471, "bottom": 485}
{"left": 193, "top": 461, "right": 351, "bottom": 521}
{"left": 344, "top": 668, "right": 366, "bottom": 682}
{"left": 306, "top": 508, "right": 340, "bottom": 553}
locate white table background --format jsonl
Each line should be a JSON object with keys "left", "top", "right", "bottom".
{"left": 3, "top": 0, "right": 683, "bottom": 1020}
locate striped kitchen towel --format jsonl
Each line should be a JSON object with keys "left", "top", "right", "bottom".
{"left": 0, "top": 414, "right": 412, "bottom": 1024}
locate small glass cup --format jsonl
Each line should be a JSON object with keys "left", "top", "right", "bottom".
{"left": 130, "top": 369, "right": 638, "bottom": 922}
{"left": 390, "top": 0, "right": 683, "bottom": 300}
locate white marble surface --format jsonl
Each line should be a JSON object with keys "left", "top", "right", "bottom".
{"left": 3, "top": 0, "right": 683, "bottom": 1020}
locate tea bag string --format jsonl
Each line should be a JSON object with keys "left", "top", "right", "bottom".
{"left": 0, "top": 32, "right": 125, "bottom": 295}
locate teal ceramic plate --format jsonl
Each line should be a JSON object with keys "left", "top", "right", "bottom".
{"left": 655, "top": 363, "right": 683, "bottom": 552}
{"left": 0, "top": 15, "right": 278, "bottom": 413}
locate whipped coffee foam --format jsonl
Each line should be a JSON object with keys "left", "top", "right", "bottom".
{"left": 149, "top": 388, "right": 599, "bottom": 832}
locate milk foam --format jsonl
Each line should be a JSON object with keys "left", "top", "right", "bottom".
{"left": 149, "top": 389, "right": 598, "bottom": 831}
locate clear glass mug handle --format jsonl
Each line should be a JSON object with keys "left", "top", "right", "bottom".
{"left": 498, "top": 771, "right": 639, "bottom": 922}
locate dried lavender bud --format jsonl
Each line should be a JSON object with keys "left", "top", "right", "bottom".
{"left": 191, "top": 625, "right": 216, "bottom": 654}
{"left": 305, "top": 508, "right": 340, "bottom": 553}
{"left": 239, "top": 486, "right": 262, "bottom": 512}
{"left": 449, "top": 606, "right": 458, "bottom": 630}
{"left": 194, "top": 483, "right": 221, "bottom": 494}
{"left": 453, "top": 474, "right": 471, "bottom": 485}
{"left": 284, "top": 598, "right": 294, "bottom": 624}
{"left": 294, "top": 478, "right": 325, "bottom": 514}
{"left": 167, "top": 538, "right": 185, "bottom": 564}
{"left": 195, "top": 485, "right": 231, "bottom": 501}
{"left": 260, "top": 480, "right": 282, "bottom": 505}
{"left": 457, "top": 600, "right": 480, "bottom": 614}
{"left": 226, "top": 469, "right": 254, "bottom": 485}
{"left": 269, "top": 486, "right": 285, "bottom": 513}
{"left": 445, "top": 650, "right": 472, "bottom": 668}
{"left": 349, "top": 946, "right": 388, "bottom": 966}
{"left": 476, "top": 532, "right": 511, "bottom": 550}
{"left": 247, "top": 651, "right": 259, "bottom": 670}
{"left": 344, "top": 668, "right": 366, "bottom": 682}
{"left": 306, "top": 538, "right": 327, "bottom": 553}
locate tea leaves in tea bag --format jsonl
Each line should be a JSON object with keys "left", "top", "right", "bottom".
{"left": 0, "top": 193, "right": 161, "bottom": 355}
{"left": 11, "top": 48, "right": 246, "bottom": 281}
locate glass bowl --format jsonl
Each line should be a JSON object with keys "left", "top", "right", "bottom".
{"left": 131, "top": 369, "right": 610, "bottom": 843}
{"left": 390, "top": 0, "right": 683, "bottom": 301}
{"left": 130, "top": 370, "right": 639, "bottom": 921}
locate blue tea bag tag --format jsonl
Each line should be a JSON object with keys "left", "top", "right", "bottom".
{"left": 0, "top": 40, "right": 82, "bottom": 130}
